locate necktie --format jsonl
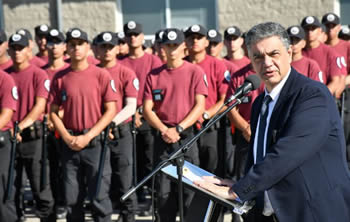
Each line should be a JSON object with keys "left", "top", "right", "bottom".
{"left": 256, "top": 95, "right": 272, "bottom": 163}
{"left": 256, "top": 95, "right": 272, "bottom": 210}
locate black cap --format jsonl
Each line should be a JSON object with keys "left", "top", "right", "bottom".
{"left": 47, "top": 29, "right": 65, "bottom": 43}
{"left": 95, "top": 31, "right": 118, "bottom": 46}
{"left": 224, "top": 26, "right": 242, "bottom": 39}
{"left": 35, "top": 24, "right": 50, "bottom": 37}
{"left": 66, "top": 28, "right": 89, "bottom": 42}
{"left": 287, "top": 25, "right": 305, "bottom": 40}
{"left": 0, "top": 30, "right": 7, "bottom": 42}
{"left": 301, "top": 16, "right": 322, "bottom": 28}
{"left": 124, "top": 21, "right": 143, "bottom": 35}
{"left": 322, "top": 13, "right": 340, "bottom": 25}
{"left": 9, "top": 33, "right": 29, "bottom": 47}
{"left": 339, "top": 26, "right": 350, "bottom": 39}
{"left": 207, "top": 29, "right": 222, "bottom": 43}
{"left": 162, "top": 28, "right": 184, "bottom": 45}
{"left": 16, "top": 28, "right": 33, "bottom": 40}
{"left": 185, "top": 25, "right": 207, "bottom": 37}
{"left": 155, "top": 29, "right": 165, "bottom": 44}
{"left": 116, "top": 31, "right": 125, "bottom": 42}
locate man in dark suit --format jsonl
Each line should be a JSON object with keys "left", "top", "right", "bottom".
{"left": 195, "top": 22, "right": 350, "bottom": 222}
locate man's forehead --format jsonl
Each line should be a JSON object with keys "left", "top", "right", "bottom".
{"left": 252, "top": 36, "right": 285, "bottom": 52}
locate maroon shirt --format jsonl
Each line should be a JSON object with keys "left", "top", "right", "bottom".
{"left": 0, "top": 59, "right": 13, "bottom": 71}
{"left": 105, "top": 62, "right": 139, "bottom": 123}
{"left": 44, "top": 62, "right": 70, "bottom": 112}
{"left": 50, "top": 64, "right": 117, "bottom": 131}
{"left": 30, "top": 56, "right": 47, "bottom": 68}
{"left": 0, "top": 70, "right": 17, "bottom": 130}
{"left": 291, "top": 57, "right": 323, "bottom": 83}
{"left": 36, "top": 54, "right": 49, "bottom": 64}
{"left": 302, "top": 43, "right": 346, "bottom": 84}
{"left": 119, "top": 53, "right": 162, "bottom": 107}
{"left": 225, "top": 56, "right": 251, "bottom": 70}
{"left": 144, "top": 61, "right": 208, "bottom": 126}
{"left": 189, "top": 55, "right": 229, "bottom": 110}
{"left": 6, "top": 64, "right": 49, "bottom": 122}
{"left": 226, "top": 64, "right": 264, "bottom": 122}
{"left": 330, "top": 39, "right": 350, "bottom": 74}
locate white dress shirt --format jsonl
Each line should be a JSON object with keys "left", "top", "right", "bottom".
{"left": 252, "top": 68, "right": 291, "bottom": 216}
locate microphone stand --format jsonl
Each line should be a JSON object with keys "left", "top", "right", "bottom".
{"left": 121, "top": 97, "right": 244, "bottom": 221}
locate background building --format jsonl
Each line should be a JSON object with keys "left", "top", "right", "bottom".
{"left": 1, "top": 0, "right": 349, "bottom": 42}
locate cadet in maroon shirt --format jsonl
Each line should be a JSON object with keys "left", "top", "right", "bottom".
{"left": 95, "top": 31, "right": 138, "bottom": 222}
{"left": 224, "top": 26, "right": 251, "bottom": 70}
{"left": 35, "top": 24, "right": 50, "bottom": 64}
{"left": 16, "top": 29, "right": 47, "bottom": 68}
{"left": 143, "top": 28, "right": 207, "bottom": 222}
{"left": 50, "top": 28, "right": 117, "bottom": 222}
{"left": 206, "top": 28, "right": 239, "bottom": 183}
{"left": 301, "top": 16, "right": 346, "bottom": 98}
{"left": 120, "top": 21, "right": 162, "bottom": 198}
{"left": 185, "top": 24, "right": 229, "bottom": 173}
{"left": 6, "top": 33, "right": 55, "bottom": 222}
{"left": 116, "top": 31, "right": 129, "bottom": 59}
{"left": 44, "top": 28, "right": 69, "bottom": 219}
{"left": 322, "top": 13, "right": 350, "bottom": 169}
{"left": 339, "top": 26, "right": 350, "bottom": 41}
{"left": 0, "top": 30, "right": 13, "bottom": 70}
{"left": 154, "top": 29, "right": 167, "bottom": 63}
{"left": 287, "top": 25, "right": 323, "bottom": 82}
{"left": 0, "top": 70, "right": 18, "bottom": 222}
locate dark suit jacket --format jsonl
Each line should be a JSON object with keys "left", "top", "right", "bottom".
{"left": 232, "top": 68, "right": 350, "bottom": 222}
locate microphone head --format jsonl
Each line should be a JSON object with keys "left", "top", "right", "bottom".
{"left": 244, "top": 75, "right": 261, "bottom": 90}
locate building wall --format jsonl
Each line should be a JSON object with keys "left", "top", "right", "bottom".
{"left": 3, "top": 0, "right": 120, "bottom": 41}
{"left": 2, "top": 0, "right": 339, "bottom": 40}
{"left": 218, "top": 0, "right": 336, "bottom": 32}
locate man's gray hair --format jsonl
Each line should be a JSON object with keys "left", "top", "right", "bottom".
{"left": 245, "top": 22, "right": 290, "bottom": 56}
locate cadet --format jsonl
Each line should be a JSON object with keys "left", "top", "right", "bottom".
{"left": 49, "top": 28, "right": 117, "bottom": 222}
{"left": 6, "top": 33, "right": 55, "bottom": 222}
{"left": 119, "top": 21, "right": 162, "bottom": 203}
{"left": 223, "top": 26, "right": 251, "bottom": 69}
{"left": 116, "top": 32, "right": 129, "bottom": 59}
{"left": 16, "top": 29, "right": 47, "bottom": 67}
{"left": 0, "top": 67, "right": 18, "bottom": 222}
{"left": 185, "top": 24, "right": 229, "bottom": 173}
{"left": 0, "top": 30, "right": 13, "bottom": 70}
{"left": 286, "top": 25, "right": 323, "bottom": 82}
{"left": 143, "top": 28, "right": 207, "bottom": 222}
{"left": 35, "top": 24, "right": 50, "bottom": 64}
{"left": 339, "top": 26, "right": 350, "bottom": 41}
{"left": 95, "top": 31, "right": 138, "bottom": 222}
{"left": 44, "top": 28, "right": 69, "bottom": 219}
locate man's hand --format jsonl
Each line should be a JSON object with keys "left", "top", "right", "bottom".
{"left": 201, "top": 176, "right": 235, "bottom": 187}
{"left": 194, "top": 176, "right": 238, "bottom": 200}
{"left": 161, "top": 127, "right": 181, "bottom": 143}
{"left": 62, "top": 134, "right": 77, "bottom": 150}
{"left": 135, "top": 112, "right": 143, "bottom": 128}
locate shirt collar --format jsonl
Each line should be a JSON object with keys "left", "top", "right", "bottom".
{"left": 264, "top": 68, "right": 291, "bottom": 101}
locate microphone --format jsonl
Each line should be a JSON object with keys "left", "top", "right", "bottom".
{"left": 225, "top": 74, "right": 261, "bottom": 104}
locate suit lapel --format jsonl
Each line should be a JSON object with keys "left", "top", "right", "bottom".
{"left": 266, "top": 68, "right": 298, "bottom": 149}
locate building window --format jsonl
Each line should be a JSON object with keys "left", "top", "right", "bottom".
{"left": 121, "top": 0, "right": 217, "bottom": 36}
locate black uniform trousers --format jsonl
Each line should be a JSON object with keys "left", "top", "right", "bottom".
{"left": 61, "top": 134, "right": 112, "bottom": 222}
{"left": 154, "top": 127, "right": 199, "bottom": 222}
{"left": 0, "top": 130, "right": 18, "bottom": 222}
{"left": 15, "top": 134, "right": 54, "bottom": 220}
{"left": 197, "top": 121, "right": 219, "bottom": 173}
{"left": 109, "top": 123, "right": 136, "bottom": 218}
{"left": 47, "top": 131, "right": 65, "bottom": 209}
{"left": 136, "top": 119, "right": 154, "bottom": 184}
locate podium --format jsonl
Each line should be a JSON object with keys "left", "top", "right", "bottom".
{"left": 162, "top": 161, "right": 253, "bottom": 222}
